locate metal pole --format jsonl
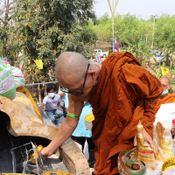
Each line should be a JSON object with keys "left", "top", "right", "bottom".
{"left": 112, "top": 0, "right": 115, "bottom": 51}
{"left": 151, "top": 16, "right": 156, "bottom": 49}
{"left": 112, "top": 14, "right": 115, "bottom": 51}
{"left": 107, "top": 0, "right": 119, "bottom": 52}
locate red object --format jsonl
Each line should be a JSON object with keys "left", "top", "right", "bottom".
{"left": 172, "top": 119, "right": 175, "bottom": 126}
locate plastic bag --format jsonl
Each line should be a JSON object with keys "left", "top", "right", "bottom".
{"left": 0, "top": 61, "right": 16, "bottom": 99}
{"left": 11, "top": 66, "right": 25, "bottom": 88}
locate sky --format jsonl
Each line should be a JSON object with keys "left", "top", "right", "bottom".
{"left": 93, "top": 0, "right": 175, "bottom": 19}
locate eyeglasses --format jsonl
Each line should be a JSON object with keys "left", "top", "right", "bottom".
{"left": 60, "top": 63, "right": 90, "bottom": 96}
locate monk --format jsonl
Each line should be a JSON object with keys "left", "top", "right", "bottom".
{"left": 160, "top": 76, "right": 170, "bottom": 95}
{"left": 41, "top": 52, "right": 163, "bottom": 174}
{"left": 159, "top": 76, "right": 175, "bottom": 103}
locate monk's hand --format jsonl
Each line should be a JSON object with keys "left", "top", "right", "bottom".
{"left": 40, "top": 146, "right": 54, "bottom": 157}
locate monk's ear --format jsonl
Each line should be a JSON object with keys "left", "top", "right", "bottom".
{"left": 87, "top": 64, "right": 99, "bottom": 81}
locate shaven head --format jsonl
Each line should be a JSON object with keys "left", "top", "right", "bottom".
{"left": 55, "top": 52, "right": 88, "bottom": 87}
{"left": 160, "top": 76, "right": 170, "bottom": 90}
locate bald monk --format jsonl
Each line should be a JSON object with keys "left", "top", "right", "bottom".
{"left": 41, "top": 51, "right": 163, "bottom": 174}
{"left": 160, "top": 76, "right": 170, "bottom": 95}
{"left": 159, "top": 76, "right": 175, "bottom": 103}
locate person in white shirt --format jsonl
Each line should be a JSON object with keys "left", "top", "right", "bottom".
{"left": 43, "top": 84, "right": 61, "bottom": 124}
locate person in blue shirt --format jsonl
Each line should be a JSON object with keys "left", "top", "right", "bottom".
{"left": 72, "top": 102, "right": 95, "bottom": 168}
{"left": 64, "top": 94, "right": 95, "bottom": 168}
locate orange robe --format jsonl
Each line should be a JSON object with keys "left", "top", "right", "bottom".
{"left": 159, "top": 93, "right": 175, "bottom": 104}
{"left": 89, "top": 52, "right": 163, "bottom": 174}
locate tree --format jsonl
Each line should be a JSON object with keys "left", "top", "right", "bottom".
{"left": 0, "top": 0, "right": 16, "bottom": 57}
{"left": 153, "top": 15, "right": 175, "bottom": 68}
{"left": 90, "top": 14, "right": 175, "bottom": 65}
{"left": 2, "top": 0, "right": 96, "bottom": 83}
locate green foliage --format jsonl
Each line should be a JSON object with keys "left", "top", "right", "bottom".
{"left": 12, "top": 0, "right": 95, "bottom": 59}
{"left": 0, "top": 0, "right": 96, "bottom": 83}
{"left": 153, "top": 16, "right": 175, "bottom": 67}
{"left": 92, "top": 14, "right": 152, "bottom": 56}
{"left": 90, "top": 14, "right": 175, "bottom": 69}
{"left": 89, "top": 14, "right": 111, "bottom": 41}
{"left": 1, "top": 1, "right": 175, "bottom": 82}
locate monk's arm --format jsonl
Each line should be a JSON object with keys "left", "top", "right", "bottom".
{"left": 41, "top": 117, "right": 78, "bottom": 156}
{"left": 41, "top": 95, "right": 83, "bottom": 156}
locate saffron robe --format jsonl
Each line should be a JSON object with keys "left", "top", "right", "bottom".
{"left": 89, "top": 52, "right": 163, "bottom": 174}
{"left": 159, "top": 93, "right": 175, "bottom": 104}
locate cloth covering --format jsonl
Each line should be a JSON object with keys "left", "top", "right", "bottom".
{"left": 154, "top": 93, "right": 175, "bottom": 130}
{"left": 159, "top": 93, "right": 175, "bottom": 104}
{"left": 89, "top": 52, "right": 163, "bottom": 174}
{"left": 0, "top": 87, "right": 56, "bottom": 139}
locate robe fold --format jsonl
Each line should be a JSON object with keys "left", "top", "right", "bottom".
{"left": 159, "top": 93, "right": 175, "bottom": 104}
{"left": 89, "top": 52, "right": 163, "bottom": 174}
